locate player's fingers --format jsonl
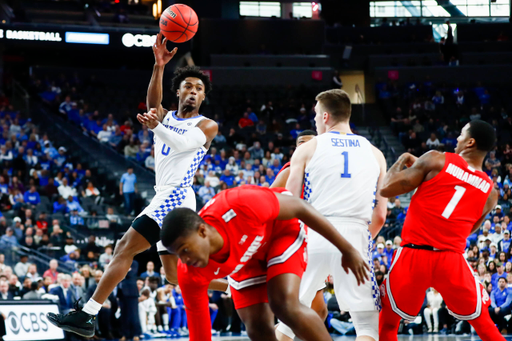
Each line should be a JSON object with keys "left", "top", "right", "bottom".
{"left": 170, "top": 47, "right": 178, "bottom": 55}
{"left": 157, "top": 32, "right": 162, "bottom": 45}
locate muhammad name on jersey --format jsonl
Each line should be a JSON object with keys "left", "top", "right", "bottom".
{"left": 331, "top": 138, "right": 361, "bottom": 148}
{"left": 445, "top": 163, "right": 491, "bottom": 193}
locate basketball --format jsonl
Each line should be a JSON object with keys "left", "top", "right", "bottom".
{"left": 159, "top": 4, "right": 198, "bottom": 43}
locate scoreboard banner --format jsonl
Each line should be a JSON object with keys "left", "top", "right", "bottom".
{"left": 0, "top": 25, "right": 161, "bottom": 49}
{"left": 0, "top": 301, "right": 65, "bottom": 341}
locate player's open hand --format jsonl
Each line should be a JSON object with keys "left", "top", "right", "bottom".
{"left": 400, "top": 152, "right": 418, "bottom": 168}
{"left": 341, "top": 249, "right": 370, "bottom": 286}
{"left": 137, "top": 108, "right": 159, "bottom": 129}
{"left": 153, "top": 32, "right": 178, "bottom": 67}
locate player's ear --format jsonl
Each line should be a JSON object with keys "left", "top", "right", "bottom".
{"left": 467, "top": 138, "right": 476, "bottom": 150}
{"left": 176, "top": 89, "right": 180, "bottom": 98}
{"left": 197, "top": 223, "right": 207, "bottom": 238}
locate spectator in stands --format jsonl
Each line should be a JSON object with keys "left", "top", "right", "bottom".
{"left": 58, "top": 178, "right": 76, "bottom": 199}
{"left": 24, "top": 149, "right": 38, "bottom": 167}
{"left": 145, "top": 148, "right": 155, "bottom": 171}
{"left": 53, "top": 196, "right": 68, "bottom": 214}
{"left": 219, "top": 169, "right": 235, "bottom": 187}
{"left": 124, "top": 138, "right": 139, "bottom": 161}
{"left": 0, "top": 228, "right": 19, "bottom": 247}
{"left": 82, "top": 235, "right": 101, "bottom": 260}
{"left": 25, "top": 264, "right": 39, "bottom": 282}
{"left": 489, "top": 277, "right": 512, "bottom": 331}
{"left": 23, "top": 185, "right": 40, "bottom": 207}
{"left": 22, "top": 235, "right": 36, "bottom": 250}
{"left": 426, "top": 133, "right": 440, "bottom": 149}
{"left": 50, "top": 274, "right": 73, "bottom": 313}
{"left": 11, "top": 217, "right": 24, "bottom": 240}
{"left": 106, "top": 207, "right": 121, "bottom": 225}
{"left": 83, "top": 182, "right": 101, "bottom": 204}
{"left": 64, "top": 236, "right": 78, "bottom": 255}
{"left": 43, "top": 259, "right": 59, "bottom": 284}
{"left": 97, "top": 124, "right": 112, "bottom": 143}
{"left": 213, "top": 130, "right": 226, "bottom": 144}
{"left": 500, "top": 230, "right": 511, "bottom": 254}
{"left": 486, "top": 151, "right": 501, "bottom": 172}
{"left": 36, "top": 212, "right": 49, "bottom": 232}
{"left": 14, "top": 255, "right": 30, "bottom": 279}
{"left": 23, "top": 281, "right": 41, "bottom": 300}
{"left": 54, "top": 147, "right": 67, "bottom": 168}
{"left": 120, "top": 167, "right": 137, "bottom": 216}
{"left": 109, "top": 126, "right": 123, "bottom": 149}
{"left": 423, "top": 288, "right": 443, "bottom": 333}
{"left": 205, "top": 171, "right": 220, "bottom": 188}
{"left": 44, "top": 177, "right": 58, "bottom": 197}
{"left": 70, "top": 209, "right": 84, "bottom": 226}
{"left": 198, "top": 181, "right": 215, "bottom": 204}
{"left": 140, "top": 261, "right": 159, "bottom": 279}
{"left": 238, "top": 112, "right": 254, "bottom": 129}
{"left": 59, "top": 96, "right": 74, "bottom": 116}
{"left": 248, "top": 141, "right": 264, "bottom": 160}
{"left": 99, "top": 245, "right": 113, "bottom": 269}
{"left": 0, "top": 280, "right": 13, "bottom": 300}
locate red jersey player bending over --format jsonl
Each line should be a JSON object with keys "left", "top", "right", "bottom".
{"left": 160, "top": 185, "right": 369, "bottom": 341}
{"left": 378, "top": 120, "right": 504, "bottom": 341}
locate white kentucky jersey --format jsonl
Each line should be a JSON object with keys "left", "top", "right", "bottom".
{"left": 303, "top": 132, "right": 380, "bottom": 224}
{"left": 154, "top": 111, "right": 207, "bottom": 187}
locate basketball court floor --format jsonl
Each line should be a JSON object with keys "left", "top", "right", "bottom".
{"left": 181, "top": 335, "right": 512, "bottom": 340}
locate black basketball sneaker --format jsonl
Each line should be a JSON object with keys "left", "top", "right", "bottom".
{"left": 46, "top": 300, "right": 96, "bottom": 338}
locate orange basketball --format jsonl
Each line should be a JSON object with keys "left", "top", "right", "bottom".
{"left": 159, "top": 4, "right": 198, "bottom": 43}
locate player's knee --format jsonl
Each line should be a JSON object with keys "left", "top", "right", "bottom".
{"left": 244, "top": 317, "right": 276, "bottom": 341}
{"left": 269, "top": 294, "right": 299, "bottom": 325}
{"left": 113, "top": 234, "right": 138, "bottom": 257}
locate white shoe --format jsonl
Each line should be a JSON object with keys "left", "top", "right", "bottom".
{"left": 427, "top": 328, "right": 432, "bottom": 333}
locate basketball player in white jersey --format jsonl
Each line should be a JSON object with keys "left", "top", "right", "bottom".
{"left": 47, "top": 33, "right": 225, "bottom": 338}
{"left": 276, "top": 89, "right": 388, "bottom": 341}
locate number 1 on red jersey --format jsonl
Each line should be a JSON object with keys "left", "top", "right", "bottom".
{"left": 442, "top": 185, "right": 466, "bottom": 219}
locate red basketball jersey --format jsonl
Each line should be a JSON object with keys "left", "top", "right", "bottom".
{"left": 401, "top": 152, "right": 492, "bottom": 253}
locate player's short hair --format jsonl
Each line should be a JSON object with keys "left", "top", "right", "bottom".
{"left": 315, "top": 89, "right": 351, "bottom": 122}
{"left": 297, "top": 130, "right": 317, "bottom": 139}
{"left": 160, "top": 208, "right": 205, "bottom": 249}
{"left": 467, "top": 120, "right": 495, "bottom": 152}
{"left": 171, "top": 66, "right": 212, "bottom": 95}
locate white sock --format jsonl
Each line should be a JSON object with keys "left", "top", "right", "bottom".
{"left": 82, "top": 299, "right": 102, "bottom": 315}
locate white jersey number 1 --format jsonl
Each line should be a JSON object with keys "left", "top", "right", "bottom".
{"left": 442, "top": 185, "right": 466, "bottom": 219}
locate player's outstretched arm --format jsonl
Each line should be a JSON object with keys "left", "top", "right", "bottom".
{"left": 274, "top": 192, "right": 370, "bottom": 285}
{"left": 285, "top": 139, "right": 316, "bottom": 197}
{"left": 137, "top": 110, "right": 218, "bottom": 152}
{"left": 147, "top": 32, "right": 178, "bottom": 122}
{"left": 380, "top": 151, "right": 445, "bottom": 198}
{"left": 471, "top": 188, "right": 498, "bottom": 234}
{"left": 369, "top": 146, "right": 388, "bottom": 238}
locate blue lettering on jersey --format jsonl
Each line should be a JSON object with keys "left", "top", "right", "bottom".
{"left": 331, "top": 138, "right": 361, "bottom": 148}
{"left": 160, "top": 124, "right": 187, "bottom": 156}
{"left": 163, "top": 124, "right": 186, "bottom": 136}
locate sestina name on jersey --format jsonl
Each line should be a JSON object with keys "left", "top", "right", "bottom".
{"left": 330, "top": 138, "right": 361, "bottom": 148}
{"left": 445, "top": 163, "right": 491, "bottom": 193}
{"left": 162, "top": 123, "right": 187, "bottom": 135}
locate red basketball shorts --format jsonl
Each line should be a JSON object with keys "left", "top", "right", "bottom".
{"left": 229, "top": 220, "right": 308, "bottom": 310}
{"left": 381, "top": 247, "right": 490, "bottom": 321}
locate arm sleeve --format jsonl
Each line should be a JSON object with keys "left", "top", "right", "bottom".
{"left": 151, "top": 123, "right": 207, "bottom": 153}
{"left": 178, "top": 265, "right": 212, "bottom": 341}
